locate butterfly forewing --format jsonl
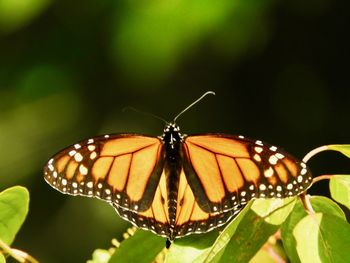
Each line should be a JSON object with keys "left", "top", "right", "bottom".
{"left": 44, "top": 134, "right": 164, "bottom": 212}
{"left": 182, "top": 134, "right": 312, "bottom": 214}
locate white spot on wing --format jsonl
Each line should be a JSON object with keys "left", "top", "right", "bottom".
{"left": 48, "top": 164, "right": 54, "bottom": 172}
{"left": 255, "top": 140, "right": 263, "bottom": 146}
{"left": 269, "top": 155, "right": 278, "bottom": 165}
{"left": 88, "top": 145, "right": 96, "bottom": 151}
{"left": 253, "top": 154, "right": 261, "bottom": 162}
{"left": 68, "top": 150, "right": 76, "bottom": 156}
{"left": 259, "top": 184, "right": 266, "bottom": 191}
{"left": 79, "top": 164, "right": 88, "bottom": 175}
{"left": 74, "top": 153, "right": 83, "bottom": 162}
{"left": 264, "top": 167, "right": 274, "bottom": 178}
{"left": 254, "top": 146, "right": 263, "bottom": 153}
{"left": 297, "top": 175, "right": 303, "bottom": 183}
{"left": 90, "top": 152, "right": 97, "bottom": 159}
{"left": 74, "top": 144, "right": 81, "bottom": 149}
{"left": 275, "top": 153, "right": 285, "bottom": 159}
{"left": 270, "top": 146, "right": 277, "bottom": 152}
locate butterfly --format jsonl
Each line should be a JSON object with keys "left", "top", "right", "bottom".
{"left": 44, "top": 91, "right": 312, "bottom": 247}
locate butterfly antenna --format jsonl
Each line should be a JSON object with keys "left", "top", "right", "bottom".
{"left": 173, "top": 91, "right": 216, "bottom": 122}
{"left": 122, "top": 106, "right": 168, "bottom": 124}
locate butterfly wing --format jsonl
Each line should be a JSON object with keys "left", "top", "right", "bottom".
{"left": 44, "top": 134, "right": 164, "bottom": 212}
{"left": 182, "top": 134, "right": 312, "bottom": 213}
{"left": 113, "top": 169, "right": 240, "bottom": 239}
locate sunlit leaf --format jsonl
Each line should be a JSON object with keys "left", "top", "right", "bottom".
{"left": 210, "top": 198, "right": 295, "bottom": 263}
{"left": 330, "top": 175, "right": 350, "bottom": 209}
{"left": 108, "top": 230, "right": 164, "bottom": 263}
{"left": 201, "top": 202, "right": 253, "bottom": 263}
{"left": 165, "top": 229, "right": 219, "bottom": 263}
{"left": 250, "top": 242, "right": 287, "bottom": 263}
{"left": 294, "top": 213, "right": 350, "bottom": 263}
{"left": 281, "top": 196, "right": 346, "bottom": 263}
{"left": 327, "top": 144, "right": 350, "bottom": 158}
{"left": 0, "top": 253, "right": 5, "bottom": 263}
{"left": 87, "top": 249, "right": 111, "bottom": 263}
{"left": 0, "top": 186, "right": 29, "bottom": 245}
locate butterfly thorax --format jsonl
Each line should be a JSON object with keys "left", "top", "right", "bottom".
{"left": 161, "top": 123, "right": 184, "bottom": 239}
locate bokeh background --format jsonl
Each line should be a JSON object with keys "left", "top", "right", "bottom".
{"left": 0, "top": 0, "right": 349, "bottom": 262}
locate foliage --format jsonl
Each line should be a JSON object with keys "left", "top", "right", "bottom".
{"left": 0, "top": 186, "right": 38, "bottom": 262}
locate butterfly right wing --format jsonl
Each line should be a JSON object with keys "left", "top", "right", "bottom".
{"left": 44, "top": 134, "right": 164, "bottom": 212}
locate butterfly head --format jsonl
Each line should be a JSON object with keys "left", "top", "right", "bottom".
{"left": 162, "top": 123, "right": 183, "bottom": 148}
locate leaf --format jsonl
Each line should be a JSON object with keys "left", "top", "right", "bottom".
{"left": 87, "top": 249, "right": 111, "bottom": 263}
{"left": 201, "top": 202, "right": 253, "bottom": 263}
{"left": 327, "top": 144, "right": 350, "bottom": 158}
{"left": 0, "top": 253, "right": 5, "bottom": 263}
{"left": 294, "top": 213, "right": 350, "bottom": 263}
{"left": 281, "top": 196, "right": 346, "bottom": 263}
{"left": 212, "top": 198, "right": 296, "bottom": 263}
{"left": 330, "top": 175, "right": 350, "bottom": 209}
{"left": 108, "top": 229, "right": 164, "bottom": 263}
{"left": 0, "top": 186, "right": 29, "bottom": 245}
{"left": 165, "top": 229, "right": 220, "bottom": 263}
{"left": 165, "top": 202, "right": 253, "bottom": 263}
{"left": 250, "top": 243, "right": 286, "bottom": 263}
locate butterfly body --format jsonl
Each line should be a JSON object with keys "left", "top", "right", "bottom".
{"left": 44, "top": 123, "right": 313, "bottom": 242}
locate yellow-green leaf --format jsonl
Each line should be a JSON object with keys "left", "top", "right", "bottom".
{"left": 108, "top": 230, "right": 164, "bottom": 263}
{"left": 0, "top": 186, "right": 29, "bottom": 245}
{"left": 327, "top": 144, "right": 350, "bottom": 158}
{"left": 330, "top": 175, "right": 350, "bottom": 209}
{"left": 281, "top": 196, "right": 346, "bottom": 263}
{"left": 294, "top": 213, "right": 350, "bottom": 262}
{"left": 88, "top": 249, "right": 111, "bottom": 263}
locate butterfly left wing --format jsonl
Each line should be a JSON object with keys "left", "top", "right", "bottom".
{"left": 44, "top": 134, "right": 164, "bottom": 212}
{"left": 182, "top": 134, "right": 313, "bottom": 214}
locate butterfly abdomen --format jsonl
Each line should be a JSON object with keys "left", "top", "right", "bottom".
{"left": 162, "top": 124, "right": 184, "bottom": 240}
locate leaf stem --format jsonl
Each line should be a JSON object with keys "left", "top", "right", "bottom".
{"left": 312, "top": 174, "right": 332, "bottom": 184}
{"left": 0, "top": 238, "right": 39, "bottom": 263}
{"left": 299, "top": 193, "right": 315, "bottom": 215}
{"left": 303, "top": 145, "right": 328, "bottom": 163}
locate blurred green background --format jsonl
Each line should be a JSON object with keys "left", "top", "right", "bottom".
{"left": 0, "top": 0, "right": 349, "bottom": 262}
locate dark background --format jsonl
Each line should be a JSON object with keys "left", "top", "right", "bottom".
{"left": 0, "top": 0, "right": 348, "bottom": 262}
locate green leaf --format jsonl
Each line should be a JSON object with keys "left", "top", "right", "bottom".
{"left": 327, "top": 144, "right": 350, "bottom": 158}
{"left": 213, "top": 198, "right": 296, "bottom": 263}
{"left": 201, "top": 202, "right": 253, "bottom": 263}
{"left": 281, "top": 196, "right": 346, "bottom": 263}
{"left": 0, "top": 186, "right": 29, "bottom": 245}
{"left": 330, "top": 175, "right": 350, "bottom": 209}
{"left": 294, "top": 213, "right": 350, "bottom": 262}
{"left": 165, "top": 202, "right": 253, "bottom": 263}
{"left": 108, "top": 229, "right": 164, "bottom": 263}
{"left": 88, "top": 249, "right": 111, "bottom": 263}
{"left": 250, "top": 243, "right": 286, "bottom": 263}
{"left": 0, "top": 253, "right": 5, "bottom": 263}
{"left": 165, "top": 229, "right": 219, "bottom": 263}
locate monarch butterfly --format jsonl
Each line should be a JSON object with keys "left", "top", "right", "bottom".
{"left": 44, "top": 91, "right": 312, "bottom": 247}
